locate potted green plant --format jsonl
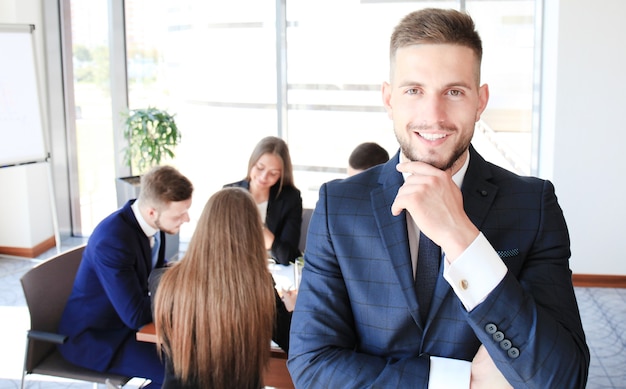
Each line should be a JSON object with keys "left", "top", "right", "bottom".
{"left": 116, "top": 106, "right": 183, "bottom": 260}
{"left": 122, "top": 106, "right": 181, "bottom": 176}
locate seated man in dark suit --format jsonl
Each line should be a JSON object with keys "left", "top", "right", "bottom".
{"left": 58, "top": 165, "right": 193, "bottom": 388}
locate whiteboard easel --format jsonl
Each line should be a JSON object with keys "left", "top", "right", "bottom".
{"left": 0, "top": 24, "right": 60, "bottom": 254}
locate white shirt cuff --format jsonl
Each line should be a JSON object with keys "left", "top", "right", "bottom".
{"left": 443, "top": 232, "right": 507, "bottom": 311}
{"left": 429, "top": 356, "right": 471, "bottom": 388}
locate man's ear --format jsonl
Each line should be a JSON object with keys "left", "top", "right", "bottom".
{"left": 475, "top": 83, "right": 490, "bottom": 122}
{"left": 145, "top": 206, "right": 159, "bottom": 223}
{"left": 382, "top": 81, "right": 393, "bottom": 120}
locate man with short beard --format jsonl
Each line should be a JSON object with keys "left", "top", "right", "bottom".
{"left": 288, "top": 8, "right": 589, "bottom": 389}
{"left": 58, "top": 165, "right": 193, "bottom": 388}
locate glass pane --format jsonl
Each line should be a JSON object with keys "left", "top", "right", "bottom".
{"left": 71, "top": 0, "right": 538, "bottom": 241}
{"left": 287, "top": 1, "right": 457, "bottom": 208}
{"left": 467, "top": 0, "right": 536, "bottom": 175}
{"left": 71, "top": 0, "right": 117, "bottom": 235}
{"left": 287, "top": 1, "right": 537, "bottom": 207}
{"left": 125, "top": 0, "right": 277, "bottom": 240}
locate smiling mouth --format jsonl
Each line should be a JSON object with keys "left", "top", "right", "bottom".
{"left": 418, "top": 132, "right": 447, "bottom": 141}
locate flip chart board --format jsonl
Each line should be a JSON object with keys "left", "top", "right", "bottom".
{"left": 0, "top": 24, "right": 47, "bottom": 166}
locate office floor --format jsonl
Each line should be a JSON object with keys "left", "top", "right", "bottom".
{"left": 1, "top": 238, "right": 625, "bottom": 388}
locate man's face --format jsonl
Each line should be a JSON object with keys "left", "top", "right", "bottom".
{"left": 382, "top": 43, "right": 489, "bottom": 174}
{"left": 153, "top": 198, "right": 192, "bottom": 234}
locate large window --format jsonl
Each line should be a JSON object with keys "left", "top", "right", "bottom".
{"left": 70, "top": 0, "right": 117, "bottom": 235}
{"left": 68, "top": 0, "right": 539, "bottom": 241}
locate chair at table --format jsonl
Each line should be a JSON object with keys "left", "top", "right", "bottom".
{"left": 298, "top": 208, "right": 313, "bottom": 253}
{"left": 20, "top": 244, "right": 131, "bottom": 389}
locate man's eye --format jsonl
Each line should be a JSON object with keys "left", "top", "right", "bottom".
{"left": 448, "top": 90, "right": 462, "bottom": 97}
{"left": 406, "top": 88, "right": 419, "bottom": 95}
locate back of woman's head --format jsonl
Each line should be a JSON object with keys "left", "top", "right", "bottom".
{"left": 154, "top": 187, "right": 275, "bottom": 388}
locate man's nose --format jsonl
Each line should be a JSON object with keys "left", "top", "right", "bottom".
{"left": 419, "top": 95, "right": 447, "bottom": 125}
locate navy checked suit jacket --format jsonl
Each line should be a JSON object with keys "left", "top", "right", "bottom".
{"left": 58, "top": 200, "right": 165, "bottom": 371}
{"left": 288, "top": 146, "right": 589, "bottom": 388}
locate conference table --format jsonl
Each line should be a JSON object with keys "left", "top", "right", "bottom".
{"left": 137, "top": 262, "right": 299, "bottom": 389}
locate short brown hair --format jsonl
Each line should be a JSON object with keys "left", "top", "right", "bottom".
{"left": 390, "top": 8, "right": 483, "bottom": 80}
{"left": 138, "top": 165, "right": 193, "bottom": 208}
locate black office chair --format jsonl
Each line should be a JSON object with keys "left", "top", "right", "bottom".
{"left": 298, "top": 208, "right": 314, "bottom": 253}
{"left": 20, "top": 244, "right": 131, "bottom": 389}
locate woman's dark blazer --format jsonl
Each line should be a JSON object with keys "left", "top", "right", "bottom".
{"left": 224, "top": 179, "right": 303, "bottom": 265}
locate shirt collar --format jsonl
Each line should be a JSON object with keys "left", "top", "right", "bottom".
{"left": 131, "top": 200, "right": 158, "bottom": 238}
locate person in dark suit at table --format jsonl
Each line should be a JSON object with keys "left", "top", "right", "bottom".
{"left": 288, "top": 8, "right": 589, "bottom": 388}
{"left": 347, "top": 141, "right": 390, "bottom": 177}
{"left": 58, "top": 165, "right": 193, "bottom": 388}
{"left": 224, "top": 136, "right": 303, "bottom": 265}
{"left": 153, "top": 187, "right": 277, "bottom": 389}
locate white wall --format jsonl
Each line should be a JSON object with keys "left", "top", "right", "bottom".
{"left": 0, "top": 0, "right": 56, "bottom": 254}
{"left": 0, "top": 164, "right": 54, "bottom": 249}
{"left": 540, "top": 0, "right": 626, "bottom": 275}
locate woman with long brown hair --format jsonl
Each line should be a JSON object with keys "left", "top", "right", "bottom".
{"left": 153, "top": 187, "right": 276, "bottom": 388}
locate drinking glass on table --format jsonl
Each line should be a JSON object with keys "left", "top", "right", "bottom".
{"left": 293, "top": 256, "right": 304, "bottom": 290}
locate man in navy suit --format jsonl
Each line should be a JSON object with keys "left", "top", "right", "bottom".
{"left": 58, "top": 166, "right": 193, "bottom": 388}
{"left": 288, "top": 8, "right": 589, "bottom": 388}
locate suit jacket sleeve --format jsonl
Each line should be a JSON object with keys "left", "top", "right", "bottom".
{"left": 463, "top": 179, "right": 589, "bottom": 388}
{"left": 267, "top": 186, "right": 303, "bottom": 265}
{"left": 91, "top": 230, "right": 154, "bottom": 330}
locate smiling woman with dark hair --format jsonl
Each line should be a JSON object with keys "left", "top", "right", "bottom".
{"left": 224, "top": 136, "right": 303, "bottom": 265}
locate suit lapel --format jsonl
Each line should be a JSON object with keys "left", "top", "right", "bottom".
{"left": 124, "top": 201, "right": 154, "bottom": 271}
{"left": 371, "top": 154, "right": 422, "bottom": 328}
{"left": 461, "top": 146, "right": 498, "bottom": 230}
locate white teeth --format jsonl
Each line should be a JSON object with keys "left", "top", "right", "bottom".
{"left": 420, "top": 133, "right": 446, "bottom": 141}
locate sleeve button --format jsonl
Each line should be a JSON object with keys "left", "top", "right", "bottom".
{"left": 499, "top": 339, "right": 512, "bottom": 350}
{"left": 493, "top": 331, "right": 504, "bottom": 342}
{"left": 508, "top": 347, "right": 520, "bottom": 359}
{"left": 485, "top": 323, "right": 497, "bottom": 334}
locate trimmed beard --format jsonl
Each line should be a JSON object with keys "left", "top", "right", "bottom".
{"left": 155, "top": 216, "right": 175, "bottom": 235}
{"left": 396, "top": 124, "right": 471, "bottom": 172}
